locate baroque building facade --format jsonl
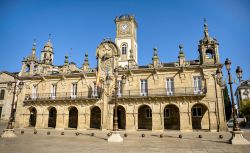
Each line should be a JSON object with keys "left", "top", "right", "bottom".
{"left": 0, "top": 72, "right": 17, "bottom": 120}
{"left": 15, "top": 15, "right": 228, "bottom": 131}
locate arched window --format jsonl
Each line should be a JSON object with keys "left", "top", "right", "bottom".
{"left": 25, "top": 65, "right": 30, "bottom": 72}
{"left": 121, "top": 43, "right": 127, "bottom": 55}
{"left": 205, "top": 49, "right": 213, "bottom": 59}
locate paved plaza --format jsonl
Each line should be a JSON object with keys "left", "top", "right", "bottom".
{"left": 0, "top": 121, "right": 250, "bottom": 153}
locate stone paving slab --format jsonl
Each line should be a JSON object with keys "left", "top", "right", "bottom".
{"left": 0, "top": 121, "right": 250, "bottom": 153}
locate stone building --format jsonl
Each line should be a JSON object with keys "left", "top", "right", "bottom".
{"left": 15, "top": 15, "right": 228, "bottom": 132}
{"left": 235, "top": 79, "right": 250, "bottom": 112}
{"left": 0, "top": 72, "right": 17, "bottom": 120}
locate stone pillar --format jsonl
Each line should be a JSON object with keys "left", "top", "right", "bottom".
{"left": 152, "top": 113, "right": 163, "bottom": 131}
{"left": 126, "top": 113, "right": 136, "bottom": 131}
{"left": 64, "top": 112, "right": 69, "bottom": 129}
{"left": 56, "top": 109, "right": 64, "bottom": 130}
{"left": 36, "top": 114, "right": 46, "bottom": 129}
{"left": 180, "top": 112, "right": 192, "bottom": 131}
{"left": 85, "top": 113, "right": 90, "bottom": 129}
{"left": 77, "top": 107, "right": 86, "bottom": 130}
{"left": 209, "top": 112, "right": 218, "bottom": 132}
{"left": 23, "top": 114, "right": 30, "bottom": 128}
{"left": 43, "top": 114, "right": 49, "bottom": 128}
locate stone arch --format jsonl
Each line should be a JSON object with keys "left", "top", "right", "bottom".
{"left": 163, "top": 104, "right": 180, "bottom": 130}
{"left": 68, "top": 106, "right": 78, "bottom": 128}
{"left": 191, "top": 103, "right": 210, "bottom": 130}
{"left": 28, "top": 107, "right": 37, "bottom": 127}
{"left": 113, "top": 105, "right": 126, "bottom": 129}
{"left": 48, "top": 107, "right": 57, "bottom": 128}
{"left": 138, "top": 104, "right": 152, "bottom": 130}
{"left": 90, "top": 106, "right": 101, "bottom": 129}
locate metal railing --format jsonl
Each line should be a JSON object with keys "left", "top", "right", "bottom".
{"left": 115, "top": 87, "right": 206, "bottom": 98}
{"left": 25, "top": 91, "right": 101, "bottom": 101}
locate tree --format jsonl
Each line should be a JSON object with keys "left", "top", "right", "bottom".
{"left": 240, "top": 99, "right": 250, "bottom": 119}
{"left": 223, "top": 85, "right": 232, "bottom": 121}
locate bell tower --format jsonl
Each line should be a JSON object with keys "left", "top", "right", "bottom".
{"left": 198, "top": 19, "right": 220, "bottom": 65}
{"left": 40, "top": 36, "right": 54, "bottom": 65}
{"left": 115, "top": 15, "right": 138, "bottom": 67}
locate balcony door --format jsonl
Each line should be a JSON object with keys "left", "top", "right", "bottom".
{"left": 140, "top": 80, "right": 148, "bottom": 96}
{"left": 166, "top": 78, "right": 174, "bottom": 95}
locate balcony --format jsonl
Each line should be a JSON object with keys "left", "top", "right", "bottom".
{"left": 115, "top": 87, "right": 206, "bottom": 99}
{"left": 24, "top": 91, "right": 101, "bottom": 102}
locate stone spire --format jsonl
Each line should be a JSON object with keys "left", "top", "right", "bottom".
{"left": 31, "top": 39, "right": 36, "bottom": 56}
{"left": 83, "top": 52, "right": 90, "bottom": 71}
{"left": 178, "top": 44, "right": 186, "bottom": 66}
{"left": 152, "top": 47, "right": 159, "bottom": 67}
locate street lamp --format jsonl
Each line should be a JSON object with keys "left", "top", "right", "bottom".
{"left": 1, "top": 75, "right": 24, "bottom": 138}
{"left": 236, "top": 66, "right": 243, "bottom": 117}
{"left": 236, "top": 66, "right": 243, "bottom": 83}
{"left": 107, "top": 68, "right": 124, "bottom": 142}
{"left": 224, "top": 58, "right": 249, "bottom": 144}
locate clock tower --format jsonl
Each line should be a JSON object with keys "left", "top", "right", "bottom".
{"left": 115, "top": 15, "right": 138, "bottom": 67}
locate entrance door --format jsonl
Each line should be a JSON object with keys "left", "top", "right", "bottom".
{"left": 138, "top": 105, "right": 152, "bottom": 130}
{"left": 90, "top": 106, "right": 101, "bottom": 129}
{"left": 113, "top": 106, "right": 126, "bottom": 129}
{"left": 48, "top": 107, "right": 57, "bottom": 128}
{"left": 29, "top": 108, "right": 37, "bottom": 127}
{"left": 68, "top": 107, "right": 78, "bottom": 128}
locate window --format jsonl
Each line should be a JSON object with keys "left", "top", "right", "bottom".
{"left": 51, "top": 84, "right": 57, "bottom": 99}
{"left": 71, "top": 83, "right": 77, "bottom": 98}
{"left": 117, "top": 80, "right": 122, "bottom": 97}
{"left": 146, "top": 108, "right": 152, "bottom": 118}
{"left": 193, "top": 76, "right": 202, "bottom": 94}
{"left": 205, "top": 50, "right": 213, "bottom": 59}
{"left": 25, "top": 65, "right": 30, "bottom": 72}
{"left": 0, "top": 89, "right": 5, "bottom": 100}
{"left": 140, "top": 80, "right": 148, "bottom": 96}
{"left": 92, "top": 83, "right": 98, "bottom": 97}
{"left": 164, "top": 108, "right": 170, "bottom": 118}
{"left": 31, "top": 85, "right": 37, "bottom": 99}
{"left": 166, "top": 78, "right": 174, "bottom": 95}
{"left": 121, "top": 43, "right": 127, "bottom": 55}
{"left": 192, "top": 107, "right": 202, "bottom": 117}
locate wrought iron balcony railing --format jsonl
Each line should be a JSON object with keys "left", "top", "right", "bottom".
{"left": 115, "top": 87, "right": 206, "bottom": 98}
{"left": 25, "top": 91, "right": 101, "bottom": 101}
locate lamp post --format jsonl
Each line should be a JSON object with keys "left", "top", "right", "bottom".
{"left": 236, "top": 66, "right": 243, "bottom": 83}
{"left": 224, "top": 58, "right": 249, "bottom": 144}
{"left": 107, "top": 68, "right": 124, "bottom": 142}
{"left": 1, "top": 75, "right": 24, "bottom": 138}
{"left": 236, "top": 66, "right": 243, "bottom": 117}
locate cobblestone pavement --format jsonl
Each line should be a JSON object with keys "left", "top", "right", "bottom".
{"left": 0, "top": 121, "right": 250, "bottom": 153}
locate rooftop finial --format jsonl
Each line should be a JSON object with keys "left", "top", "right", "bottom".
{"left": 32, "top": 38, "right": 36, "bottom": 56}
{"left": 84, "top": 52, "right": 89, "bottom": 63}
{"left": 203, "top": 18, "right": 209, "bottom": 38}
{"left": 179, "top": 44, "right": 183, "bottom": 54}
{"left": 48, "top": 33, "right": 51, "bottom": 42}
{"left": 153, "top": 47, "right": 158, "bottom": 57}
{"left": 178, "top": 44, "right": 185, "bottom": 58}
{"left": 64, "top": 55, "right": 69, "bottom": 65}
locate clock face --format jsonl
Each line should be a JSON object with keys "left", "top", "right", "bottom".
{"left": 122, "top": 24, "right": 128, "bottom": 31}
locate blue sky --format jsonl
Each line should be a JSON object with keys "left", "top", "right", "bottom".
{"left": 0, "top": 0, "right": 249, "bottom": 86}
